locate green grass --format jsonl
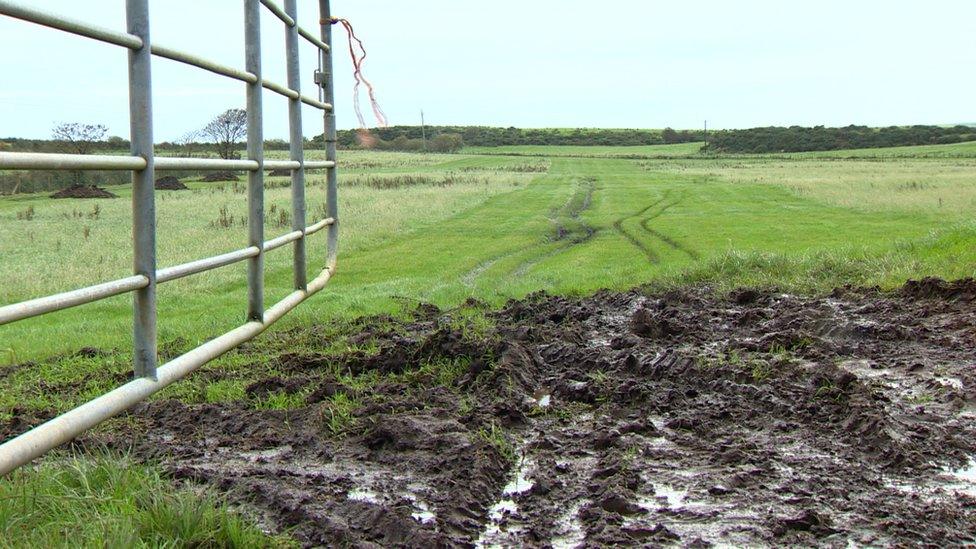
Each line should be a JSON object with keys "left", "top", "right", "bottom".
{"left": 3, "top": 142, "right": 976, "bottom": 543}
{"left": 2, "top": 145, "right": 974, "bottom": 389}
{"left": 463, "top": 142, "right": 705, "bottom": 157}
{"left": 0, "top": 452, "right": 288, "bottom": 548}
{"left": 464, "top": 140, "right": 976, "bottom": 159}
{"left": 639, "top": 157, "right": 976, "bottom": 213}
{"left": 3, "top": 147, "right": 976, "bottom": 367}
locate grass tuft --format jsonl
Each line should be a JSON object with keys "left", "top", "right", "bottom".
{"left": 0, "top": 451, "right": 291, "bottom": 548}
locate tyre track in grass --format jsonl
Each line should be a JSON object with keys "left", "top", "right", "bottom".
{"left": 611, "top": 192, "right": 673, "bottom": 263}
{"left": 637, "top": 194, "right": 700, "bottom": 260}
{"left": 511, "top": 178, "right": 597, "bottom": 278}
{"left": 461, "top": 178, "right": 597, "bottom": 286}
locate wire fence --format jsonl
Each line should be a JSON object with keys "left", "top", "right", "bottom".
{"left": 0, "top": 0, "right": 339, "bottom": 475}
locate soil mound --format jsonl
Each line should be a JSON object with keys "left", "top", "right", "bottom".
{"left": 50, "top": 185, "right": 117, "bottom": 199}
{"left": 154, "top": 176, "right": 188, "bottom": 191}
{"left": 901, "top": 276, "right": 976, "bottom": 302}
{"left": 268, "top": 168, "right": 291, "bottom": 177}
{"left": 20, "top": 279, "right": 976, "bottom": 546}
{"left": 201, "top": 171, "right": 239, "bottom": 182}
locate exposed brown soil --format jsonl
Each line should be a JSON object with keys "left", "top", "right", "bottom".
{"left": 155, "top": 176, "right": 188, "bottom": 190}
{"left": 33, "top": 279, "right": 976, "bottom": 546}
{"left": 49, "top": 184, "right": 117, "bottom": 199}
{"left": 202, "top": 171, "right": 240, "bottom": 182}
{"left": 268, "top": 168, "right": 292, "bottom": 177}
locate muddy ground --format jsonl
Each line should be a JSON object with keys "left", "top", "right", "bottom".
{"left": 63, "top": 280, "right": 976, "bottom": 545}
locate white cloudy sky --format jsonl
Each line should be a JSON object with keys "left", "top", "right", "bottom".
{"left": 0, "top": 0, "right": 974, "bottom": 141}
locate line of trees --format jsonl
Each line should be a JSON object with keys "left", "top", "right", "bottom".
{"left": 707, "top": 125, "right": 976, "bottom": 153}
{"left": 6, "top": 122, "right": 976, "bottom": 159}
{"left": 325, "top": 126, "right": 705, "bottom": 149}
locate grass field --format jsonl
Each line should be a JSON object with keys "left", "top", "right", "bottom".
{"left": 463, "top": 140, "right": 976, "bottom": 159}
{"left": 3, "top": 142, "right": 976, "bottom": 366}
{"left": 2, "top": 141, "right": 976, "bottom": 545}
{"left": 463, "top": 142, "right": 706, "bottom": 157}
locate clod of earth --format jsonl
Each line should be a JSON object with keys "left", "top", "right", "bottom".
{"left": 201, "top": 171, "right": 240, "bottom": 182}
{"left": 154, "top": 176, "right": 188, "bottom": 190}
{"left": 49, "top": 184, "right": 117, "bottom": 199}
{"left": 9, "top": 278, "right": 976, "bottom": 546}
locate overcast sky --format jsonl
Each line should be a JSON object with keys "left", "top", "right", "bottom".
{"left": 1, "top": 1, "right": 974, "bottom": 141}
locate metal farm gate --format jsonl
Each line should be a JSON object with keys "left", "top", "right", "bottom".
{"left": 0, "top": 0, "right": 340, "bottom": 474}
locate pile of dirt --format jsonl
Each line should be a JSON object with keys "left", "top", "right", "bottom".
{"left": 201, "top": 171, "right": 240, "bottom": 182}
{"left": 154, "top": 176, "right": 188, "bottom": 191}
{"left": 268, "top": 168, "right": 291, "bottom": 177}
{"left": 22, "top": 279, "right": 976, "bottom": 546}
{"left": 49, "top": 185, "right": 117, "bottom": 199}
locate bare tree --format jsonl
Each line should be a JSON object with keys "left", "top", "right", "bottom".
{"left": 51, "top": 122, "right": 108, "bottom": 185}
{"left": 200, "top": 109, "right": 247, "bottom": 160}
{"left": 176, "top": 129, "right": 202, "bottom": 158}
{"left": 51, "top": 122, "right": 108, "bottom": 155}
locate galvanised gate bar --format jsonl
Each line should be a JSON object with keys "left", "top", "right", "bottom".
{"left": 0, "top": 0, "right": 340, "bottom": 475}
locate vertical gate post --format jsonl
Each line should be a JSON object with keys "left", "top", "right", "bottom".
{"left": 319, "top": 0, "right": 338, "bottom": 272}
{"left": 126, "top": 0, "right": 157, "bottom": 379}
{"left": 245, "top": 0, "right": 265, "bottom": 321}
{"left": 284, "top": 0, "right": 307, "bottom": 290}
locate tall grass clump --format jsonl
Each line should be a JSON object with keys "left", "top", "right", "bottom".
{"left": 0, "top": 452, "right": 288, "bottom": 547}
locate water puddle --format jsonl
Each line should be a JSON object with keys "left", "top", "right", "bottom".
{"left": 933, "top": 376, "right": 964, "bottom": 391}
{"left": 585, "top": 296, "right": 647, "bottom": 349}
{"left": 531, "top": 388, "right": 552, "bottom": 408}
{"left": 549, "top": 502, "right": 586, "bottom": 549}
{"left": 475, "top": 453, "right": 536, "bottom": 547}
{"left": 347, "top": 488, "right": 380, "bottom": 504}
{"left": 405, "top": 494, "right": 436, "bottom": 524}
{"left": 886, "top": 457, "right": 976, "bottom": 500}
{"left": 655, "top": 485, "right": 687, "bottom": 508}
{"left": 175, "top": 448, "right": 440, "bottom": 526}
{"left": 946, "top": 458, "right": 976, "bottom": 497}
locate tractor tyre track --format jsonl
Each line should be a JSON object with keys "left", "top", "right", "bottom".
{"left": 512, "top": 179, "right": 597, "bottom": 278}
{"left": 636, "top": 194, "right": 700, "bottom": 260}
{"left": 611, "top": 193, "right": 673, "bottom": 263}
{"left": 463, "top": 179, "right": 597, "bottom": 285}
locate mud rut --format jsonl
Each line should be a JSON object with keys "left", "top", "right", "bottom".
{"left": 31, "top": 278, "right": 966, "bottom": 546}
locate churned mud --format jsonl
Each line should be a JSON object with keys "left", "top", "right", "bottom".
{"left": 70, "top": 279, "right": 976, "bottom": 545}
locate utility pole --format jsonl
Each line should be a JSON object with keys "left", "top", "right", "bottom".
{"left": 420, "top": 109, "right": 427, "bottom": 152}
